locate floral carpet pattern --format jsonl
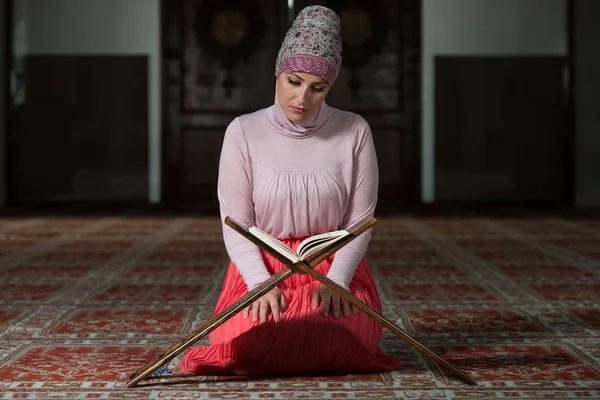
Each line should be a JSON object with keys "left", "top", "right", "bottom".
{"left": 0, "top": 215, "right": 599, "bottom": 399}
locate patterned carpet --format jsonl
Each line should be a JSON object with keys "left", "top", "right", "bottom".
{"left": 0, "top": 214, "right": 599, "bottom": 399}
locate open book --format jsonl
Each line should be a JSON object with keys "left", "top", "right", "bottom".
{"left": 248, "top": 226, "right": 350, "bottom": 263}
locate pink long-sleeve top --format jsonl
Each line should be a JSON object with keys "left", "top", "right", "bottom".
{"left": 217, "top": 97, "right": 379, "bottom": 291}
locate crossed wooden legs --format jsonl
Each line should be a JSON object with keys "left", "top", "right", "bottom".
{"left": 127, "top": 218, "right": 476, "bottom": 388}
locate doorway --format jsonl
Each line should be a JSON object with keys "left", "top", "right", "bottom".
{"left": 160, "top": 0, "right": 423, "bottom": 213}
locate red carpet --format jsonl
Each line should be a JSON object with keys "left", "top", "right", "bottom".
{"left": 1, "top": 215, "right": 599, "bottom": 398}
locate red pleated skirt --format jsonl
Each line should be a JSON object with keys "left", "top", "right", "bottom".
{"left": 178, "top": 238, "right": 400, "bottom": 376}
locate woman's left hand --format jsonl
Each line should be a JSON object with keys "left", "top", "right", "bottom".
{"left": 311, "top": 284, "right": 358, "bottom": 318}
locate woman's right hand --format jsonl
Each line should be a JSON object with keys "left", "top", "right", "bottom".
{"left": 243, "top": 288, "right": 287, "bottom": 324}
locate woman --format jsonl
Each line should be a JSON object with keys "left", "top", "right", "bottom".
{"left": 179, "top": 5, "right": 400, "bottom": 376}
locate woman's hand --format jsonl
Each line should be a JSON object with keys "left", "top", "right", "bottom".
{"left": 311, "top": 284, "right": 358, "bottom": 318}
{"left": 244, "top": 288, "right": 287, "bottom": 324}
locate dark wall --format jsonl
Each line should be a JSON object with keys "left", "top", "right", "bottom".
{"left": 12, "top": 55, "right": 149, "bottom": 203}
{"left": 434, "top": 56, "right": 567, "bottom": 203}
{"left": 574, "top": 0, "right": 600, "bottom": 208}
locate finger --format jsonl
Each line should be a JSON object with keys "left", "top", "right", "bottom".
{"left": 342, "top": 298, "right": 350, "bottom": 317}
{"left": 252, "top": 301, "right": 260, "bottom": 323}
{"left": 321, "top": 291, "right": 331, "bottom": 317}
{"left": 243, "top": 306, "right": 249, "bottom": 320}
{"left": 270, "top": 298, "right": 280, "bottom": 323}
{"left": 260, "top": 300, "right": 270, "bottom": 324}
{"left": 352, "top": 303, "right": 358, "bottom": 314}
{"left": 279, "top": 293, "right": 287, "bottom": 313}
{"left": 332, "top": 295, "right": 341, "bottom": 318}
{"left": 311, "top": 288, "right": 320, "bottom": 310}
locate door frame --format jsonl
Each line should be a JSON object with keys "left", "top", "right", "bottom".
{"left": 2, "top": 0, "right": 12, "bottom": 208}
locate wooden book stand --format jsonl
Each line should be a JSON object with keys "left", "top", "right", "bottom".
{"left": 127, "top": 217, "right": 476, "bottom": 387}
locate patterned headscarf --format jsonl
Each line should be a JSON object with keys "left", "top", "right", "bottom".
{"left": 275, "top": 6, "right": 343, "bottom": 86}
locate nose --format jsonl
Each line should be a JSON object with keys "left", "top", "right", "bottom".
{"left": 297, "top": 86, "right": 309, "bottom": 105}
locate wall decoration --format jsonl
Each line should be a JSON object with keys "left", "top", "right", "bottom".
{"left": 329, "top": 0, "right": 391, "bottom": 96}
{"left": 193, "top": 0, "right": 268, "bottom": 97}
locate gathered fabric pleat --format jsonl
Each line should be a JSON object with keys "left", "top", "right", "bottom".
{"left": 179, "top": 238, "right": 400, "bottom": 376}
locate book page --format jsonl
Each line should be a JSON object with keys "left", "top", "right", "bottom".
{"left": 297, "top": 230, "right": 349, "bottom": 259}
{"left": 248, "top": 226, "right": 299, "bottom": 263}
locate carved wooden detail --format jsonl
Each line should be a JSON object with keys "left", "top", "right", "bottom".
{"left": 192, "top": 0, "right": 268, "bottom": 97}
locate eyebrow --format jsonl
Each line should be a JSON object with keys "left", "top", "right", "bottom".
{"left": 289, "top": 73, "right": 328, "bottom": 86}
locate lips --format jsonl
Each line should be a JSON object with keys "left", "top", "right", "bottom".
{"left": 290, "top": 106, "right": 307, "bottom": 113}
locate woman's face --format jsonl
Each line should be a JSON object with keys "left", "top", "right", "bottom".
{"left": 276, "top": 72, "right": 331, "bottom": 122}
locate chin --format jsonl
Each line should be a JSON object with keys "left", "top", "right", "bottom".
{"left": 287, "top": 115, "right": 305, "bottom": 122}
{"left": 286, "top": 111, "right": 312, "bottom": 122}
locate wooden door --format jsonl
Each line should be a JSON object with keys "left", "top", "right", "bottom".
{"left": 161, "top": 0, "right": 289, "bottom": 212}
{"left": 161, "top": 0, "right": 421, "bottom": 213}
{"left": 293, "top": 0, "right": 422, "bottom": 213}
